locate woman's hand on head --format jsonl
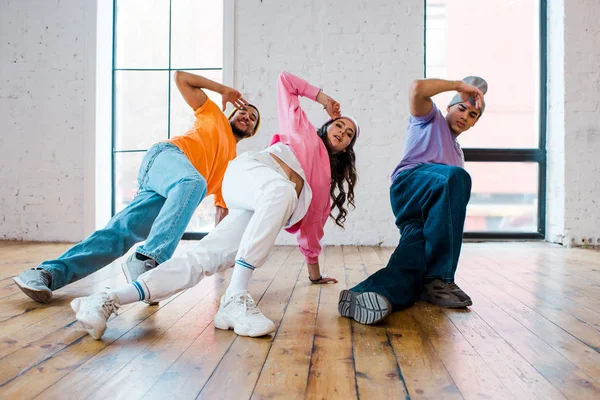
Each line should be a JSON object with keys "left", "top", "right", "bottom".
{"left": 326, "top": 98, "right": 342, "bottom": 120}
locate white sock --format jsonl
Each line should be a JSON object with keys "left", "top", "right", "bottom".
{"left": 111, "top": 280, "right": 149, "bottom": 305}
{"left": 225, "top": 260, "right": 255, "bottom": 299}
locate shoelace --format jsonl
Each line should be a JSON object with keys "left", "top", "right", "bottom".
{"left": 31, "top": 269, "right": 51, "bottom": 287}
{"left": 445, "top": 282, "right": 460, "bottom": 290}
{"left": 96, "top": 296, "right": 120, "bottom": 319}
{"left": 235, "top": 294, "right": 261, "bottom": 315}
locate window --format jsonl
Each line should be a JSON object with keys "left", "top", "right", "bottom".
{"left": 425, "top": 0, "right": 547, "bottom": 238}
{"left": 112, "top": 0, "right": 227, "bottom": 236}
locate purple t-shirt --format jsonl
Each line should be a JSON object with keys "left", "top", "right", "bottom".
{"left": 391, "top": 102, "right": 464, "bottom": 182}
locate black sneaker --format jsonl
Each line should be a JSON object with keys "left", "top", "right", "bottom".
{"left": 338, "top": 289, "right": 392, "bottom": 325}
{"left": 13, "top": 268, "right": 53, "bottom": 303}
{"left": 422, "top": 279, "right": 472, "bottom": 308}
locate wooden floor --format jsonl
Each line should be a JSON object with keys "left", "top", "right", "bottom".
{"left": 0, "top": 242, "right": 599, "bottom": 399}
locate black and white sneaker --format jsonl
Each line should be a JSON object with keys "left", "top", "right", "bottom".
{"left": 338, "top": 289, "right": 392, "bottom": 325}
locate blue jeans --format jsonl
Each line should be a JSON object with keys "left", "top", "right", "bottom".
{"left": 40, "top": 142, "right": 207, "bottom": 290}
{"left": 351, "top": 164, "right": 472, "bottom": 309}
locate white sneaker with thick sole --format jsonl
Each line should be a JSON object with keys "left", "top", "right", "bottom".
{"left": 71, "top": 292, "right": 121, "bottom": 340}
{"left": 213, "top": 291, "right": 275, "bottom": 337}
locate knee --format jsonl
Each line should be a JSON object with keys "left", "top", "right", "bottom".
{"left": 177, "top": 175, "right": 207, "bottom": 201}
{"left": 446, "top": 166, "right": 472, "bottom": 193}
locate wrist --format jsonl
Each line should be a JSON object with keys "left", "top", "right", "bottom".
{"left": 307, "top": 263, "right": 320, "bottom": 280}
{"left": 216, "top": 83, "right": 230, "bottom": 95}
{"left": 316, "top": 91, "right": 329, "bottom": 107}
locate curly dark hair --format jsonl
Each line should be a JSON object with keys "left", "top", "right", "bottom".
{"left": 317, "top": 120, "right": 358, "bottom": 228}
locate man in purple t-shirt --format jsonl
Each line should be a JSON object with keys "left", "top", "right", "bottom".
{"left": 338, "top": 76, "right": 487, "bottom": 325}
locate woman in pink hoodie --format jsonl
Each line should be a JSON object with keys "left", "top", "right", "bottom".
{"left": 71, "top": 71, "right": 360, "bottom": 340}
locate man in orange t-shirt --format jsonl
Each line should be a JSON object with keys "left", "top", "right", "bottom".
{"left": 14, "top": 71, "right": 260, "bottom": 304}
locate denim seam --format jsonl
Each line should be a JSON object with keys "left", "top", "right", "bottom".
{"left": 160, "top": 181, "right": 198, "bottom": 262}
{"left": 154, "top": 177, "right": 205, "bottom": 263}
{"left": 443, "top": 180, "right": 455, "bottom": 281}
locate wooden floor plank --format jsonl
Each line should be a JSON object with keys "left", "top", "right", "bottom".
{"left": 442, "top": 308, "right": 567, "bottom": 400}
{"left": 305, "top": 246, "right": 358, "bottom": 399}
{"left": 456, "top": 278, "right": 600, "bottom": 400}
{"left": 373, "top": 246, "right": 464, "bottom": 400}
{"left": 458, "top": 259, "right": 600, "bottom": 380}
{"left": 0, "top": 241, "right": 598, "bottom": 399}
{"left": 468, "top": 261, "right": 600, "bottom": 342}
{"left": 0, "top": 295, "right": 181, "bottom": 399}
{"left": 250, "top": 250, "right": 317, "bottom": 400}
{"left": 472, "top": 251, "right": 600, "bottom": 331}
{"left": 197, "top": 248, "right": 303, "bottom": 400}
{"left": 344, "top": 246, "right": 409, "bottom": 400}
{"left": 138, "top": 246, "right": 294, "bottom": 400}
{"left": 408, "top": 304, "right": 511, "bottom": 400}
{"left": 386, "top": 311, "right": 463, "bottom": 400}
{"left": 476, "top": 249, "right": 600, "bottom": 308}
{"left": 42, "top": 247, "right": 292, "bottom": 400}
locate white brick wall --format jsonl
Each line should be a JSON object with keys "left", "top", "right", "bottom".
{"left": 2, "top": 0, "right": 598, "bottom": 247}
{"left": 546, "top": 0, "right": 566, "bottom": 243}
{"left": 233, "top": 0, "right": 424, "bottom": 246}
{"left": 547, "top": 0, "right": 600, "bottom": 247}
{"left": 0, "top": 0, "right": 96, "bottom": 242}
{"left": 563, "top": 0, "right": 600, "bottom": 246}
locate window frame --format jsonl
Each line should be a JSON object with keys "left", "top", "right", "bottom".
{"left": 424, "top": 0, "right": 547, "bottom": 239}
{"left": 110, "top": 0, "right": 233, "bottom": 240}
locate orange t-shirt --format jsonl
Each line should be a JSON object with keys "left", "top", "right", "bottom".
{"left": 167, "top": 99, "right": 236, "bottom": 208}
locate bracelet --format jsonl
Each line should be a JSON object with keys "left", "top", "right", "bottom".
{"left": 323, "top": 97, "right": 330, "bottom": 109}
{"left": 309, "top": 275, "right": 322, "bottom": 283}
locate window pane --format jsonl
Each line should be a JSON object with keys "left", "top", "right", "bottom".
{"left": 426, "top": 0, "right": 540, "bottom": 148}
{"left": 464, "top": 162, "right": 538, "bottom": 233}
{"left": 115, "top": 0, "right": 170, "bottom": 69}
{"left": 114, "top": 152, "right": 145, "bottom": 213}
{"left": 188, "top": 197, "right": 217, "bottom": 233}
{"left": 114, "top": 71, "right": 169, "bottom": 151}
{"left": 171, "top": 0, "right": 223, "bottom": 69}
{"left": 170, "top": 70, "right": 223, "bottom": 139}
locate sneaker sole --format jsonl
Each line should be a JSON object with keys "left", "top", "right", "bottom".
{"left": 338, "top": 290, "right": 392, "bottom": 325}
{"left": 121, "top": 263, "right": 159, "bottom": 306}
{"left": 213, "top": 313, "right": 275, "bottom": 337}
{"left": 13, "top": 276, "right": 52, "bottom": 304}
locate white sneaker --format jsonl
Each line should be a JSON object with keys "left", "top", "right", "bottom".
{"left": 71, "top": 292, "right": 121, "bottom": 340}
{"left": 213, "top": 291, "right": 275, "bottom": 337}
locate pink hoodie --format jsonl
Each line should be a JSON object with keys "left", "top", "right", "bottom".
{"left": 270, "top": 71, "right": 331, "bottom": 265}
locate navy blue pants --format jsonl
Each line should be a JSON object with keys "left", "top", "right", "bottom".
{"left": 351, "top": 164, "right": 472, "bottom": 309}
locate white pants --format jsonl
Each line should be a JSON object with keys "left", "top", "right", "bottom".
{"left": 138, "top": 153, "right": 301, "bottom": 302}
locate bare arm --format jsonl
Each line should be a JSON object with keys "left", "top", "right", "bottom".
{"left": 409, "top": 79, "right": 460, "bottom": 117}
{"left": 174, "top": 71, "right": 247, "bottom": 111}
{"left": 215, "top": 206, "right": 228, "bottom": 225}
{"left": 316, "top": 91, "right": 341, "bottom": 119}
{"left": 409, "top": 78, "right": 485, "bottom": 117}
{"left": 307, "top": 262, "right": 338, "bottom": 284}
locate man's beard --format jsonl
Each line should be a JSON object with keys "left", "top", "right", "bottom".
{"left": 231, "top": 122, "right": 251, "bottom": 139}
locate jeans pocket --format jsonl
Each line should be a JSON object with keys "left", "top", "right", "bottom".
{"left": 137, "top": 143, "right": 166, "bottom": 189}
